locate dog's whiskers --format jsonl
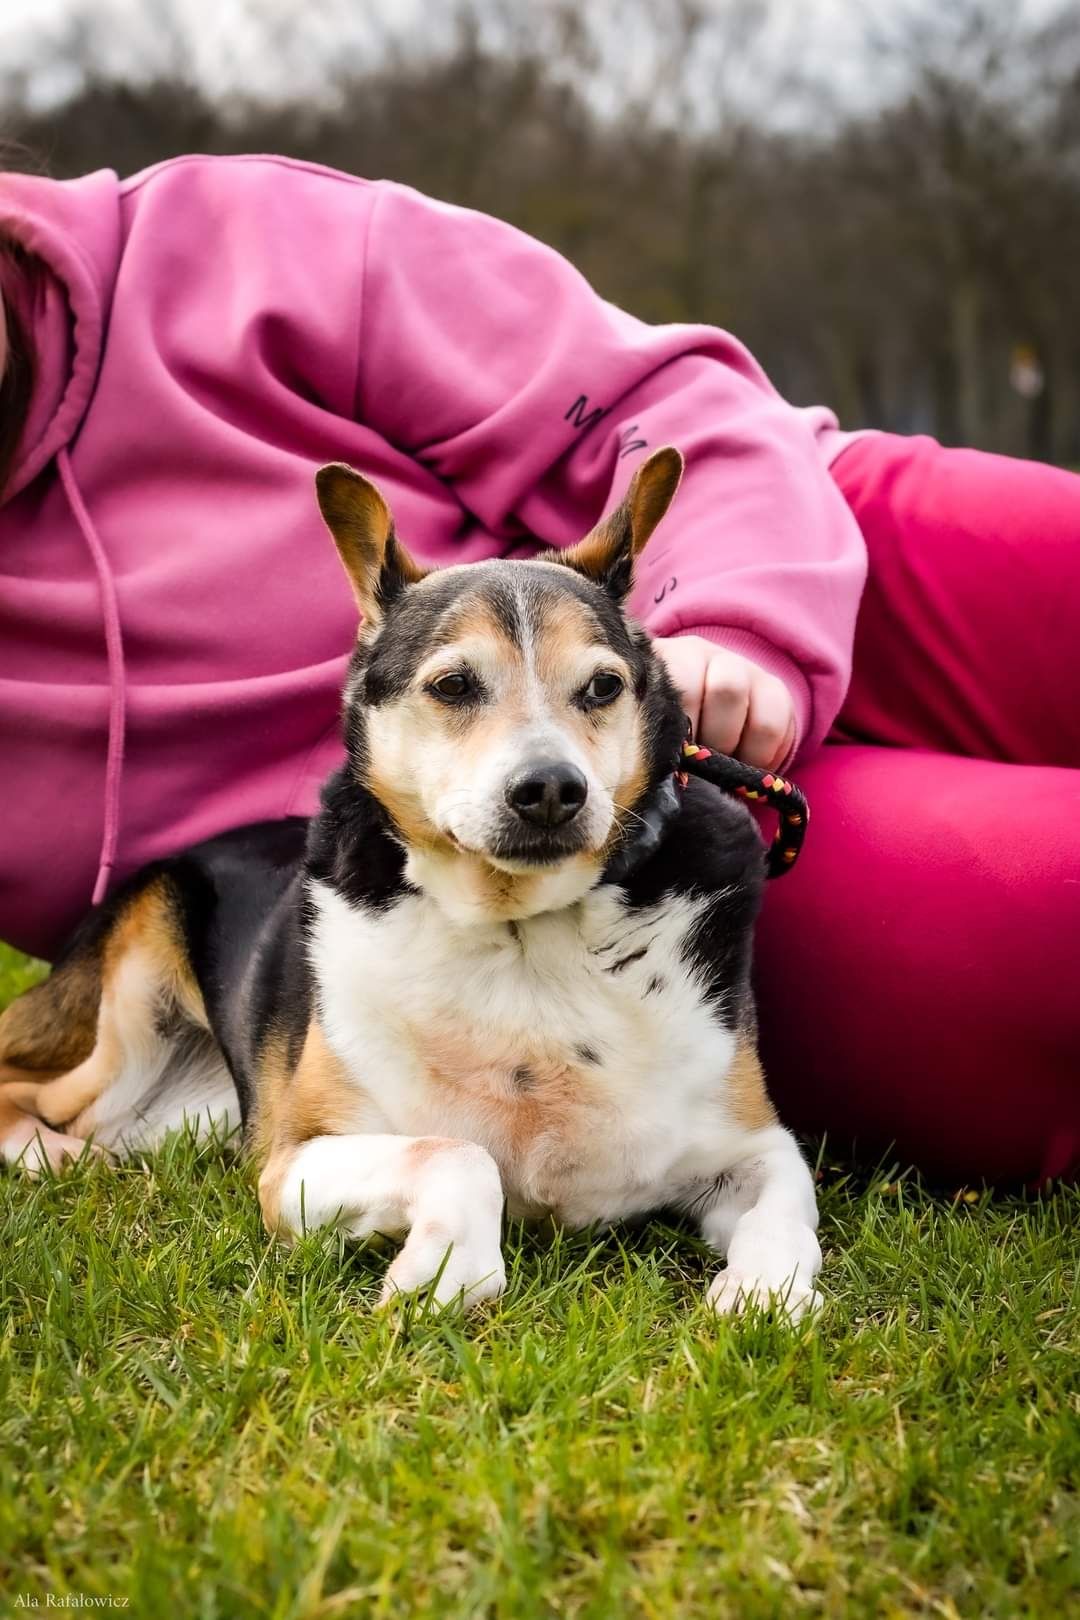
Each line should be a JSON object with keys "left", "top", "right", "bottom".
{"left": 612, "top": 804, "right": 649, "bottom": 834}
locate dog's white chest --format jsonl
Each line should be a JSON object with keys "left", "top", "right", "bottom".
{"left": 309, "top": 881, "right": 748, "bottom": 1224}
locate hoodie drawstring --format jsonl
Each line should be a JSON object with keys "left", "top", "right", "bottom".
{"left": 58, "top": 448, "right": 127, "bottom": 906}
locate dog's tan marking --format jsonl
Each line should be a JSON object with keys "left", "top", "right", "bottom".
{"left": 252, "top": 1033, "right": 294, "bottom": 1234}
{"left": 281, "top": 1022, "right": 370, "bottom": 1145}
{"left": 411, "top": 1020, "right": 599, "bottom": 1173}
{"left": 254, "top": 1019, "right": 375, "bottom": 1233}
{"left": 106, "top": 877, "right": 205, "bottom": 1020}
{"left": 257, "top": 1157, "right": 295, "bottom": 1238}
{"left": 366, "top": 765, "right": 460, "bottom": 859}
{"left": 436, "top": 593, "right": 521, "bottom": 655}
{"left": 726, "top": 1035, "right": 777, "bottom": 1132}
{"left": 530, "top": 594, "right": 605, "bottom": 685}
{"left": 404, "top": 1136, "right": 459, "bottom": 1168}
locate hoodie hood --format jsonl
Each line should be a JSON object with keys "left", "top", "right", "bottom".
{"left": 0, "top": 168, "right": 120, "bottom": 500}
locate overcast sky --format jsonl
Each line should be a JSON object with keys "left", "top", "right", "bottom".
{"left": 0, "top": 0, "right": 1069, "bottom": 113}
{"left": 0, "top": 0, "right": 392, "bottom": 103}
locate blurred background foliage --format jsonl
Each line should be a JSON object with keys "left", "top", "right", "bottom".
{"left": 3, "top": 0, "right": 1080, "bottom": 462}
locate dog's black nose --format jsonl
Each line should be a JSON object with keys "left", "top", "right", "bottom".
{"left": 505, "top": 761, "right": 588, "bottom": 827}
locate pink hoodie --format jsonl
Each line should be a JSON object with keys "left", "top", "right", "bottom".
{"left": 0, "top": 155, "right": 867, "bottom": 958}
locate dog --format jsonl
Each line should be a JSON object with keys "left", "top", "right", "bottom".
{"left": 0, "top": 448, "right": 821, "bottom": 1317}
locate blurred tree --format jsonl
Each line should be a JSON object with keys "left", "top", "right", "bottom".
{"left": 1, "top": 0, "right": 1077, "bottom": 461}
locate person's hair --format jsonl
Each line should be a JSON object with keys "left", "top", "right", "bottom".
{"left": 0, "top": 240, "right": 37, "bottom": 498}
{"left": 0, "top": 142, "right": 41, "bottom": 497}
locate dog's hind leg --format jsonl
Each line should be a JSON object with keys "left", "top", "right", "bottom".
{"left": 0, "top": 932, "right": 103, "bottom": 1089}
{"left": 2, "top": 875, "right": 236, "bottom": 1163}
{"left": 0, "top": 922, "right": 109, "bottom": 1171}
{"left": 9, "top": 879, "right": 195, "bottom": 1123}
{"left": 0, "top": 1085, "right": 109, "bottom": 1176}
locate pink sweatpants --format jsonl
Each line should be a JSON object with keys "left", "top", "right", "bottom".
{"left": 755, "top": 434, "right": 1080, "bottom": 1185}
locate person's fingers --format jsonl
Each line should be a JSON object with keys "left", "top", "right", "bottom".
{"left": 655, "top": 638, "right": 704, "bottom": 738}
{"left": 654, "top": 638, "right": 796, "bottom": 766}
{"left": 738, "top": 672, "right": 796, "bottom": 768}
{"left": 700, "top": 654, "right": 752, "bottom": 755}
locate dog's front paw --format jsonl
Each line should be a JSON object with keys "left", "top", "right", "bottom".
{"left": 378, "top": 1216, "right": 507, "bottom": 1311}
{"left": 707, "top": 1267, "right": 821, "bottom": 1322}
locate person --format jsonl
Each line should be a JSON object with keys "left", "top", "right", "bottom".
{"left": 1, "top": 153, "right": 1077, "bottom": 1185}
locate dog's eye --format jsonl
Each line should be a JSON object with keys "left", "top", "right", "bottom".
{"left": 583, "top": 672, "right": 624, "bottom": 705}
{"left": 428, "top": 672, "right": 473, "bottom": 701}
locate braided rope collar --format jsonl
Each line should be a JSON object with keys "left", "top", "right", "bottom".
{"left": 677, "top": 740, "right": 809, "bottom": 878}
{"left": 602, "top": 733, "right": 810, "bottom": 886}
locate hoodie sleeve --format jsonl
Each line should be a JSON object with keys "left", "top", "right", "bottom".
{"left": 357, "top": 181, "right": 868, "bottom": 758}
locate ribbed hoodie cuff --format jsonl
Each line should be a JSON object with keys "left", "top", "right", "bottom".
{"left": 666, "top": 624, "right": 813, "bottom": 770}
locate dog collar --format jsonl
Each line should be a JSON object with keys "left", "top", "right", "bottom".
{"left": 602, "top": 736, "right": 809, "bottom": 886}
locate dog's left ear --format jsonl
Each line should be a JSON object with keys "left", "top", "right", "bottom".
{"left": 556, "top": 446, "right": 684, "bottom": 601}
{"left": 315, "top": 462, "right": 426, "bottom": 633}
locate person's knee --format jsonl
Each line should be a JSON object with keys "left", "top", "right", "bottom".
{"left": 752, "top": 745, "right": 1080, "bottom": 1183}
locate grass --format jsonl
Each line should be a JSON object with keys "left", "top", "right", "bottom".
{"left": 1, "top": 942, "right": 1077, "bottom": 1618}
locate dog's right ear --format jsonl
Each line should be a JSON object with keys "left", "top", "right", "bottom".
{"left": 315, "top": 463, "right": 426, "bottom": 632}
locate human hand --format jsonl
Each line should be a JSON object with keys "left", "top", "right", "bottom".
{"left": 655, "top": 634, "right": 796, "bottom": 769}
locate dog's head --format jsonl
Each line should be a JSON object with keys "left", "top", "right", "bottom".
{"left": 316, "top": 449, "right": 687, "bottom": 924}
